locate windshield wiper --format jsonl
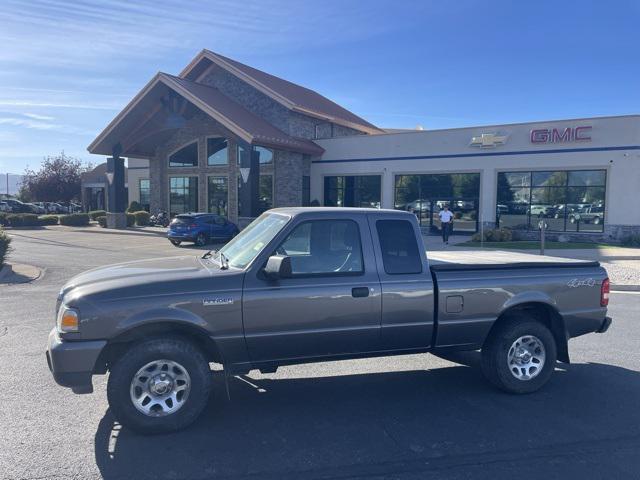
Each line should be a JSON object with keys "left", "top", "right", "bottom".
{"left": 201, "top": 250, "right": 216, "bottom": 259}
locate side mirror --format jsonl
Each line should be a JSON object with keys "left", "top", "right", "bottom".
{"left": 264, "top": 255, "right": 292, "bottom": 280}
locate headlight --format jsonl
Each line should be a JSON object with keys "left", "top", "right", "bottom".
{"left": 56, "top": 305, "right": 79, "bottom": 333}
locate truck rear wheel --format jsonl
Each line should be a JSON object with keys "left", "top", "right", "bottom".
{"left": 481, "top": 316, "right": 557, "bottom": 394}
{"left": 107, "top": 337, "right": 212, "bottom": 434}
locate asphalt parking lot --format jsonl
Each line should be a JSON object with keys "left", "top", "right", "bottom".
{"left": 1, "top": 227, "right": 639, "bottom": 480}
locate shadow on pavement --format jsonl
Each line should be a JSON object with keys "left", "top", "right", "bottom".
{"left": 94, "top": 361, "right": 640, "bottom": 479}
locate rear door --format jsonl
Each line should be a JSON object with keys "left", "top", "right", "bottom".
{"left": 367, "top": 212, "right": 435, "bottom": 350}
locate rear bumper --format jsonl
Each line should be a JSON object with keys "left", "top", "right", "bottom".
{"left": 46, "top": 328, "right": 106, "bottom": 394}
{"left": 597, "top": 316, "right": 612, "bottom": 333}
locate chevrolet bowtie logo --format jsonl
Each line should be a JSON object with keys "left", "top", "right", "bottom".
{"left": 469, "top": 133, "right": 509, "bottom": 148}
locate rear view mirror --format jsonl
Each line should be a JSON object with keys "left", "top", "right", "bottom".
{"left": 264, "top": 255, "right": 292, "bottom": 280}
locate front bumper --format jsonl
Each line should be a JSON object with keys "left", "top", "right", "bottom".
{"left": 168, "top": 232, "right": 195, "bottom": 241}
{"left": 46, "top": 328, "right": 107, "bottom": 394}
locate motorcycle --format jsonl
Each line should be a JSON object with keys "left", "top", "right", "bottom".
{"left": 150, "top": 211, "right": 170, "bottom": 228}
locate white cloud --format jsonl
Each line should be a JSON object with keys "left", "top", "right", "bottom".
{"left": 23, "top": 113, "right": 55, "bottom": 121}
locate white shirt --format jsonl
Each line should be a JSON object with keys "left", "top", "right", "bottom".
{"left": 439, "top": 210, "right": 454, "bottom": 223}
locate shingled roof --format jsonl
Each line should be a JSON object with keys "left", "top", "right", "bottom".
{"left": 88, "top": 73, "right": 325, "bottom": 157}
{"left": 180, "top": 49, "right": 383, "bottom": 135}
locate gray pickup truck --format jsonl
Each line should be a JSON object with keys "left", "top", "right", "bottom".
{"left": 47, "top": 208, "right": 612, "bottom": 434}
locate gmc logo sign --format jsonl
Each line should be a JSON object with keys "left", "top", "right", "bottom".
{"left": 530, "top": 126, "right": 592, "bottom": 143}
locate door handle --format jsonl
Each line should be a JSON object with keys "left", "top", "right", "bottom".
{"left": 352, "top": 287, "right": 370, "bottom": 298}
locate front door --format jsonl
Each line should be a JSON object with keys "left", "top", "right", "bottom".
{"left": 242, "top": 215, "right": 381, "bottom": 363}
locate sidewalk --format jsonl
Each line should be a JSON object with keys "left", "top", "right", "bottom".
{"left": 424, "top": 234, "right": 640, "bottom": 290}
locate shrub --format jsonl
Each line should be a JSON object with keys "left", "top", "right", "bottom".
{"left": 0, "top": 213, "right": 7, "bottom": 226}
{"left": 58, "top": 213, "right": 90, "bottom": 226}
{"left": 0, "top": 228, "right": 10, "bottom": 266}
{"left": 38, "top": 215, "right": 59, "bottom": 225}
{"left": 89, "top": 210, "right": 107, "bottom": 220}
{"left": 472, "top": 227, "right": 513, "bottom": 242}
{"left": 126, "top": 213, "right": 135, "bottom": 227}
{"left": 133, "top": 210, "right": 150, "bottom": 226}
{"left": 621, "top": 234, "right": 640, "bottom": 247}
{"left": 97, "top": 216, "right": 107, "bottom": 228}
{"left": 127, "top": 201, "right": 142, "bottom": 213}
{"left": 6, "top": 213, "right": 40, "bottom": 227}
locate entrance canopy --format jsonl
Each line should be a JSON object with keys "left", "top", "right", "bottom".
{"left": 88, "top": 72, "right": 324, "bottom": 158}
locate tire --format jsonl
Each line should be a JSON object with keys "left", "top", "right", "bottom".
{"left": 169, "top": 240, "right": 181, "bottom": 246}
{"left": 107, "top": 337, "right": 212, "bottom": 434}
{"left": 195, "top": 233, "right": 207, "bottom": 247}
{"left": 481, "top": 316, "right": 557, "bottom": 394}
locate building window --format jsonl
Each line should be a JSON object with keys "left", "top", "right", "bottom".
{"left": 394, "top": 173, "right": 480, "bottom": 233}
{"left": 207, "top": 138, "right": 228, "bottom": 166}
{"left": 324, "top": 175, "right": 381, "bottom": 208}
{"left": 169, "top": 142, "right": 198, "bottom": 167}
{"left": 207, "top": 176, "right": 228, "bottom": 217}
{"left": 254, "top": 146, "right": 273, "bottom": 164}
{"left": 237, "top": 144, "right": 274, "bottom": 165}
{"left": 169, "top": 176, "right": 198, "bottom": 216}
{"left": 139, "top": 179, "right": 150, "bottom": 211}
{"left": 302, "top": 176, "right": 311, "bottom": 206}
{"left": 496, "top": 169, "right": 606, "bottom": 232}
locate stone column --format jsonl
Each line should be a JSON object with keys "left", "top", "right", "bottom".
{"left": 106, "top": 151, "right": 127, "bottom": 228}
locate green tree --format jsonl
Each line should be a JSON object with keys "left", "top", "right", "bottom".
{"left": 19, "top": 152, "right": 92, "bottom": 202}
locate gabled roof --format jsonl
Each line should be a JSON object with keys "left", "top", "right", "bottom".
{"left": 180, "top": 49, "right": 383, "bottom": 135}
{"left": 88, "top": 73, "right": 324, "bottom": 157}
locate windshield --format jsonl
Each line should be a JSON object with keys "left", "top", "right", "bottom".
{"left": 218, "top": 213, "right": 289, "bottom": 269}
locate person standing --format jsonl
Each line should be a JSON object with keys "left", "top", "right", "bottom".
{"left": 439, "top": 204, "right": 454, "bottom": 244}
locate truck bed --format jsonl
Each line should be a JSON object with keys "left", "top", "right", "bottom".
{"left": 429, "top": 250, "right": 598, "bottom": 271}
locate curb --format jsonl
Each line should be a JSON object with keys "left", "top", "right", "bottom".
{"left": 0, "top": 264, "right": 13, "bottom": 281}
{"left": 611, "top": 284, "right": 640, "bottom": 292}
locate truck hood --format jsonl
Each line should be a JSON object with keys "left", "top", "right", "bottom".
{"left": 60, "top": 256, "right": 219, "bottom": 299}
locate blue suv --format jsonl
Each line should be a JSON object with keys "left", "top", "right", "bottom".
{"left": 168, "top": 213, "right": 239, "bottom": 247}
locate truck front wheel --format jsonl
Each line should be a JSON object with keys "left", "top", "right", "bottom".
{"left": 481, "top": 317, "right": 557, "bottom": 394}
{"left": 107, "top": 337, "right": 212, "bottom": 434}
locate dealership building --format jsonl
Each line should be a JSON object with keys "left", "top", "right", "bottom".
{"left": 89, "top": 50, "right": 640, "bottom": 240}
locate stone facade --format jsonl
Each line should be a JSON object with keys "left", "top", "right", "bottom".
{"left": 145, "top": 68, "right": 367, "bottom": 223}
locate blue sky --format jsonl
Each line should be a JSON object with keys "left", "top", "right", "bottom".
{"left": 0, "top": 0, "right": 638, "bottom": 173}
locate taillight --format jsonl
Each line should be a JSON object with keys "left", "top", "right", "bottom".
{"left": 190, "top": 224, "right": 198, "bottom": 229}
{"left": 600, "top": 278, "right": 610, "bottom": 307}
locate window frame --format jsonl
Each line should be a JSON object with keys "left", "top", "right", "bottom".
{"left": 168, "top": 175, "right": 199, "bottom": 216}
{"left": 496, "top": 169, "right": 607, "bottom": 233}
{"left": 273, "top": 219, "right": 365, "bottom": 278}
{"left": 205, "top": 136, "right": 229, "bottom": 166}
{"left": 207, "top": 175, "right": 229, "bottom": 217}
{"left": 168, "top": 141, "right": 199, "bottom": 168}
{"left": 375, "top": 219, "right": 423, "bottom": 275}
{"left": 138, "top": 178, "right": 150, "bottom": 211}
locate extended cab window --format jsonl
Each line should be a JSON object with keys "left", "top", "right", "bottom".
{"left": 376, "top": 220, "right": 422, "bottom": 274}
{"left": 277, "top": 220, "right": 363, "bottom": 275}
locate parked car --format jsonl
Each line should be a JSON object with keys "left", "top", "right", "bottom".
{"left": 25, "top": 202, "right": 46, "bottom": 214}
{"left": 0, "top": 201, "right": 9, "bottom": 212}
{"left": 570, "top": 205, "right": 604, "bottom": 225}
{"left": 167, "top": 213, "right": 239, "bottom": 246}
{"left": 2, "top": 198, "right": 30, "bottom": 213}
{"left": 47, "top": 208, "right": 611, "bottom": 434}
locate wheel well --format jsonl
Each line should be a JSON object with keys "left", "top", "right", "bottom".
{"left": 94, "top": 322, "right": 222, "bottom": 374}
{"left": 487, "top": 302, "right": 569, "bottom": 363}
